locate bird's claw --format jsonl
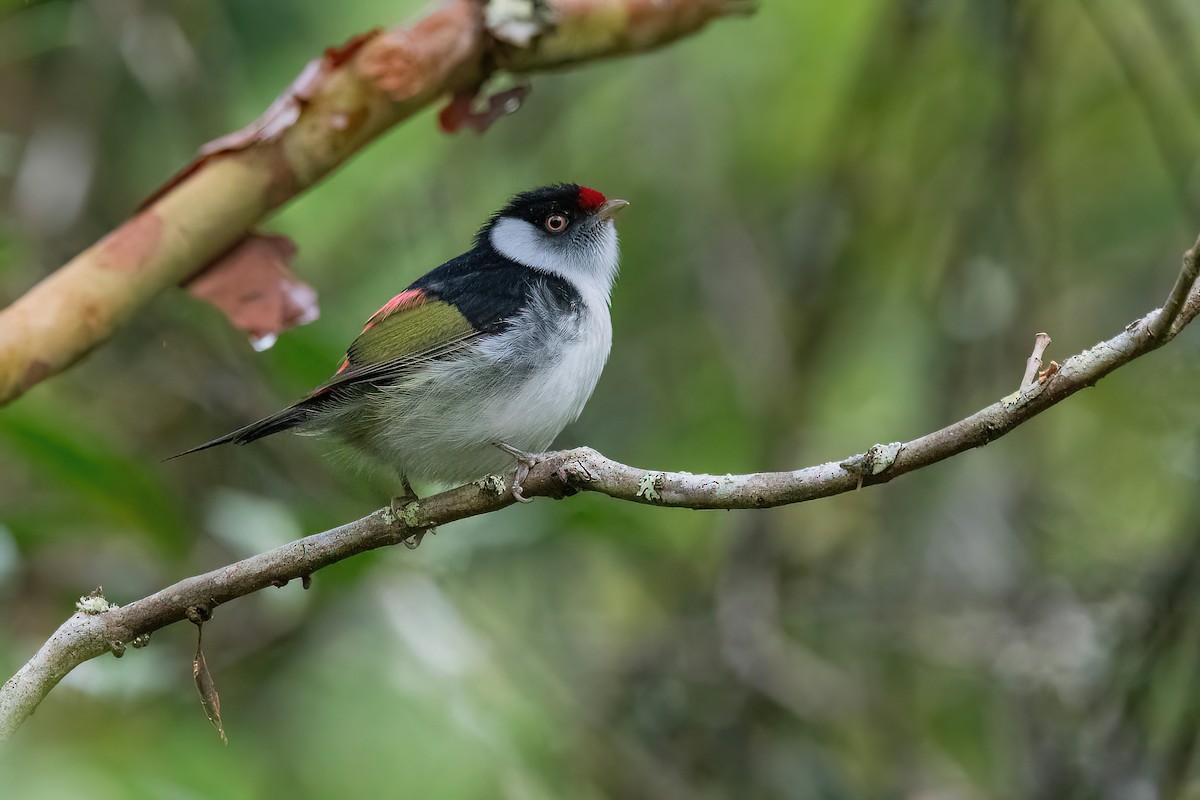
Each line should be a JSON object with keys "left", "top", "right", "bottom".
{"left": 391, "top": 483, "right": 432, "bottom": 549}
{"left": 511, "top": 461, "right": 533, "bottom": 503}
{"left": 494, "top": 441, "right": 537, "bottom": 503}
{"left": 401, "top": 527, "right": 435, "bottom": 550}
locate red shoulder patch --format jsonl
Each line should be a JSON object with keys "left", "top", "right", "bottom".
{"left": 311, "top": 356, "right": 351, "bottom": 397}
{"left": 578, "top": 186, "right": 606, "bottom": 211}
{"left": 363, "top": 288, "right": 425, "bottom": 331}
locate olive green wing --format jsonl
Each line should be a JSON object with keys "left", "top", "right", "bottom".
{"left": 313, "top": 289, "right": 480, "bottom": 395}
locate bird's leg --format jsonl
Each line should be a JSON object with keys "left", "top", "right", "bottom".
{"left": 494, "top": 442, "right": 538, "bottom": 504}
{"left": 390, "top": 477, "right": 416, "bottom": 516}
{"left": 391, "top": 477, "right": 434, "bottom": 550}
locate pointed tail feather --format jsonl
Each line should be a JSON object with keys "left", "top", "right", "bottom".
{"left": 165, "top": 404, "right": 311, "bottom": 461}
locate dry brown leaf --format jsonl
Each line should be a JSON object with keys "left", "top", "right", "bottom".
{"left": 185, "top": 233, "right": 319, "bottom": 351}
{"left": 192, "top": 623, "right": 227, "bottom": 745}
{"left": 438, "top": 85, "right": 530, "bottom": 133}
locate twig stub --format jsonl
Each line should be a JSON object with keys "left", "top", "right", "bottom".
{"left": 1020, "top": 332, "right": 1052, "bottom": 389}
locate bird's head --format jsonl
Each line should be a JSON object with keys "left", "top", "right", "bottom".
{"left": 481, "top": 183, "right": 628, "bottom": 294}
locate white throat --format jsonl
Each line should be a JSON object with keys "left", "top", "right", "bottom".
{"left": 489, "top": 217, "right": 620, "bottom": 307}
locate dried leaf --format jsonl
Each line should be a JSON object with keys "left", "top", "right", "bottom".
{"left": 192, "top": 623, "right": 227, "bottom": 745}
{"left": 185, "top": 233, "right": 319, "bottom": 351}
{"left": 438, "top": 85, "right": 530, "bottom": 133}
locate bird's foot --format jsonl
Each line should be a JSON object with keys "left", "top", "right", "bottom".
{"left": 401, "top": 528, "right": 435, "bottom": 550}
{"left": 390, "top": 483, "right": 433, "bottom": 550}
{"left": 493, "top": 442, "right": 538, "bottom": 504}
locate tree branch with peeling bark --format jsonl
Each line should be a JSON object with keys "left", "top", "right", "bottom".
{"left": 0, "top": 0, "right": 753, "bottom": 404}
{"left": 3, "top": 234, "right": 1199, "bottom": 742}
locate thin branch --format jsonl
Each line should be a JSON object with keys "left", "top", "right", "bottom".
{"left": 4, "top": 232, "right": 1200, "bottom": 740}
{"left": 1020, "top": 332, "right": 1052, "bottom": 388}
{"left": 0, "top": 0, "right": 751, "bottom": 406}
{"left": 1150, "top": 233, "right": 1200, "bottom": 341}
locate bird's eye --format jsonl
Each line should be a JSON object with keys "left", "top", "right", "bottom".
{"left": 544, "top": 214, "right": 568, "bottom": 233}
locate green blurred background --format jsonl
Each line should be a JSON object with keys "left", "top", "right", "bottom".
{"left": 4, "top": 0, "right": 1200, "bottom": 796}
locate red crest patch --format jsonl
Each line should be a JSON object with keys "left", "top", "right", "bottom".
{"left": 578, "top": 186, "right": 606, "bottom": 211}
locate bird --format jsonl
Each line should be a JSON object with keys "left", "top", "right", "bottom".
{"left": 172, "top": 183, "right": 628, "bottom": 542}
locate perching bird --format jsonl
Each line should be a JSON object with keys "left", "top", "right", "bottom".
{"left": 173, "top": 183, "right": 627, "bottom": 527}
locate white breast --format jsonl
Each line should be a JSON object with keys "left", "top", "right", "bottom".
{"left": 475, "top": 289, "right": 612, "bottom": 449}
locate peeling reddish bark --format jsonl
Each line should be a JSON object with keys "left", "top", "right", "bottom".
{"left": 358, "top": 0, "right": 483, "bottom": 101}
{"left": 96, "top": 213, "right": 164, "bottom": 275}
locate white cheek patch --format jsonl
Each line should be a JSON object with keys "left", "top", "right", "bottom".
{"left": 490, "top": 216, "right": 620, "bottom": 302}
{"left": 490, "top": 217, "right": 561, "bottom": 272}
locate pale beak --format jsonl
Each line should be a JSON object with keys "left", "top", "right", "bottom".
{"left": 596, "top": 198, "right": 630, "bottom": 220}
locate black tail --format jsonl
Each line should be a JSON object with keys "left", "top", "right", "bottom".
{"left": 165, "top": 403, "right": 312, "bottom": 461}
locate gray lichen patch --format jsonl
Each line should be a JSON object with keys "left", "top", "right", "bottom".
{"left": 841, "top": 442, "right": 904, "bottom": 477}
{"left": 485, "top": 0, "right": 553, "bottom": 47}
{"left": 473, "top": 474, "right": 508, "bottom": 496}
{"left": 1001, "top": 379, "right": 1046, "bottom": 410}
{"left": 636, "top": 473, "right": 665, "bottom": 502}
{"left": 1069, "top": 341, "right": 1114, "bottom": 372}
{"left": 76, "top": 590, "right": 117, "bottom": 615}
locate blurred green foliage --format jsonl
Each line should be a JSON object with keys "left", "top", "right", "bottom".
{"left": 4, "top": 0, "right": 1200, "bottom": 796}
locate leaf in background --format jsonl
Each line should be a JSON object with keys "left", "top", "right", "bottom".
{"left": 192, "top": 622, "right": 227, "bottom": 745}
{"left": 0, "top": 402, "right": 188, "bottom": 549}
{"left": 184, "top": 233, "right": 319, "bottom": 351}
{"left": 438, "top": 85, "right": 530, "bottom": 134}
